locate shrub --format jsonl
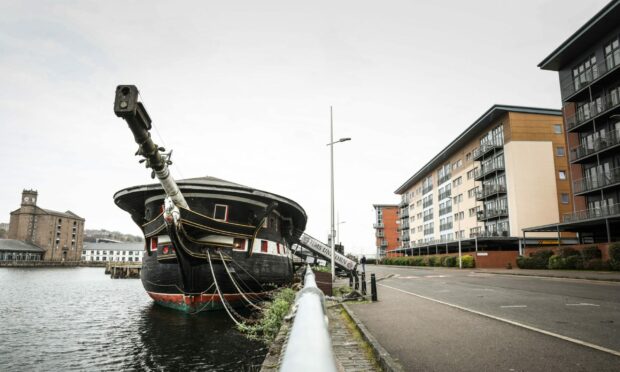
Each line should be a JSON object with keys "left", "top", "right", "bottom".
{"left": 581, "top": 246, "right": 601, "bottom": 261}
{"left": 548, "top": 255, "right": 564, "bottom": 269}
{"left": 610, "top": 243, "right": 620, "bottom": 271}
{"left": 460, "top": 255, "right": 475, "bottom": 268}
{"left": 410, "top": 257, "right": 426, "bottom": 266}
{"left": 549, "top": 253, "right": 583, "bottom": 269}
{"left": 426, "top": 256, "right": 440, "bottom": 267}
{"left": 443, "top": 256, "right": 457, "bottom": 267}
{"left": 517, "top": 250, "right": 553, "bottom": 269}
{"left": 583, "top": 258, "right": 606, "bottom": 270}
{"left": 238, "top": 288, "right": 296, "bottom": 343}
{"left": 565, "top": 255, "right": 584, "bottom": 269}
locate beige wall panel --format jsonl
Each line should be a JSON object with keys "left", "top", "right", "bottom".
{"left": 504, "top": 141, "right": 559, "bottom": 237}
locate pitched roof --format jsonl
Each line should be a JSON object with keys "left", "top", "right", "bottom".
{"left": 538, "top": 0, "right": 620, "bottom": 71}
{"left": 393, "top": 105, "right": 561, "bottom": 194}
{"left": 10, "top": 206, "right": 84, "bottom": 220}
{"left": 0, "top": 239, "right": 45, "bottom": 252}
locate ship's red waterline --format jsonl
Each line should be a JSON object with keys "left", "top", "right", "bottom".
{"left": 147, "top": 291, "right": 270, "bottom": 312}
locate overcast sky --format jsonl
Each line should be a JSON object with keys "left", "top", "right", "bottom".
{"left": 0, "top": 0, "right": 610, "bottom": 255}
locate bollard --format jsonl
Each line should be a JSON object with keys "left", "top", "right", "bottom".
{"left": 354, "top": 271, "right": 359, "bottom": 290}
{"left": 361, "top": 272, "right": 367, "bottom": 296}
{"left": 371, "top": 273, "right": 378, "bottom": 302}
{"left": 349, "top": 272, "right": 353, "bottom": 288}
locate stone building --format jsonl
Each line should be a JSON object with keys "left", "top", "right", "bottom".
{"left": 8, "top": 189, "right": 85, "bottom": 261}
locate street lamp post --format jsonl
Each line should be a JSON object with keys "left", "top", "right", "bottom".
{"left": 328, "top": 106, "right": 351, "bottom": 281}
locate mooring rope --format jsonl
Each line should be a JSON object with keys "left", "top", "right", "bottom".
{"left": 206, "top": 250, "right": 248, "bottom": 326}
{"left": 219, "top": 251, "right": 262, "bottom": 311}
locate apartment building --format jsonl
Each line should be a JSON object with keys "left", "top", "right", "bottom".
{"left": 528, "top": 0, "right": 620, "bottom": 243}
{"left": 373, "top": 204, "right": 399, "bottom": 258}
{"left": 393, "top": 105, "right": 572, "bottom": 258}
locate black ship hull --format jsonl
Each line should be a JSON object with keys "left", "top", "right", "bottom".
{"left": 114, "top": 176, "right": 307, "bottom": 313}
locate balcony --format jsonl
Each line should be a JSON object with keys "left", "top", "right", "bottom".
{"left": 439, "top": 206, "right": 452, "bottom": 216}
{"left": 423, "top": 214, "right": 433, "bottom": 222}
{"left": 379, "top": 240, "right": 388, "bottom": 247}
{"left": 563, "top": 203, "right": 620, "bottom": 223}
{"left": 569, "top": 129, "right": 620, "bottom": 163}
{"left": 474, "top": 229, "right": 510, "bottom": 238}
{"left": 573, "top": 167, "right": 620, "bottom": 195}
{"left": 473, "top": 142, "right": 502, "bottom": 161}
{"left": 560, "top": 52, "right": 620, "bottom": 101}
{"left": 400, "top": 208, "right": 409, "bottom": 218}
{"left": 438, "top": 190, "right": 452, "bottom": 201}
{"left": 423, "top": 228, "right": 434, "bottom": 235}
{"left": 475, "top": 184, "right": 507, "bottom": 201}
{"left": 373, "top": 222, "right": 384, "bottom": 229}
{"left": 398, "top": 222, "right": 410, "bottom": 231}
{"left": 422, "top": 200, "right": 433, "bottom": 208}
{"left": 422, "top": 185, "right": 433, "bottom": 194}
{"left": 477, "top": 208, "right": 508, "bottom": 221}
{"left": 474, "top": 161, "right": 505, "bottom": 181}
{"left": 376, "top": 230, "right": 385, "bottom": 238}
{"left": 565, "top": 92, "right": 620, "bottom": 132}
{"left": 439, "top": 222, "right": 453, "bottom": 231}
{"left": 438, "top": 174, "right": 451, "bottom": 185}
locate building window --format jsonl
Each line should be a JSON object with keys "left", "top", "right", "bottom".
{"left": 453, "top": 177, "right": 462, "bottom": 187}
{"left": 559, "top": 171, "right": 567, "bottom": 180}
{"left": 556, "top": 147, "right": 565, "bottom": 156}
{"left": 560, "top": 193, "right": 569, "bottom": 204}
{"left": 572, "top": 55, "right": 598, "bottom": 91}
{"left": 553, "top": 124, "right": 562, "bottom": 134}
{"left": 604, "top": 37, "right": 620, "bottom": 70}
{"left": 467, "top": 168, "right": 476, "bottom": 180}
{"left": 465, "top": 152, "right": 472, "bottom": 162}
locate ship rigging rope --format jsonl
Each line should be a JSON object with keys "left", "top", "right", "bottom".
{"left": 220, "top": 253, "right": 265, "bottom": 302}
{"left": 206, "top": 250, "right": 248, "bottom": 326}
{"left": 219, "top": 251, "right": 262, "bottom": 311}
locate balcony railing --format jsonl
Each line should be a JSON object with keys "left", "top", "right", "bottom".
{"left": 570, "top": 129, "right": 620, "bottom": 162}
{"left": 475, "top": 184, "right": 507, "bottom": 200}
{"left": 422, "top": 185, "right": 433, "bottom": 194}
{"left": 439, "top": 206, "right": 452, "bottom": 216}
{"left": 563, "top": 203, "right": 620, "bottom": 223}
{"left": 398, "top": 222, "right": 410, "bottom": 230}
{"left": 438, "top": 191, "right": 452, "bottom": 200}
{"left": 565, "top": 92, "right": 620, "bottom": 131}
{"left": 373, "top": 222, "right": 384, "bottom": 229}
{"left": 376, "top": 231, "right": 385, "bottom": 238}
{"left": 380, "top": 240, "right": 388, "bottom": 247}
{"left": 473, "top": 142, "right": 502, "bottom": 160}
{"left": 439, "top": 222, "right": 453, "bottom": 231}
{"left": 477, "top": 208, "right": 508, "bottom": 221}
{"left": 423, "top": 214, "right": 433, "bottom": 222}
{"left": 474, "top": 161, "right": 505, "bottom": 180}
{"left": 572, "top": 167, "right": 620, "bottom": 194}
{"left": 438, "top": 174, "right": 451, "bottom": 185}
{"left": 475, "top": 229, "right": 510, "bottom": 238}
{"left": 559, "top": 52, "right": 620, "bottom": 99}
{"left": 423, "top": 200, "right": 433, "bottom": 208}
{"left": 423, "top": 228, "right": 434, "bottom": 235}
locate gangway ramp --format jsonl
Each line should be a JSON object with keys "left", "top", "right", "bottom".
{"left": 293, "top": 233, "right": 357, "bottom": 272}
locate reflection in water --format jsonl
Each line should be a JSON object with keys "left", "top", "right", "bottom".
{"left": 0, "top": 268, "right": 267, "bottom": 371}
{"left": 129, "top": 303, "right": 267, "bottom": 371}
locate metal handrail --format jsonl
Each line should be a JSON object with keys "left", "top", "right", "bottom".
{"left": 563, "top": 203, "right": 620, "bottom": 223}
{"left": 573, "top": 167, "right": 620, "bottom": 194}
{"left": 281, "top": 266, "right": 337, "bottom": 372}
{"left": 473, "top": 142, "right": 502, "bottom": 160}
{"left": 570, "top": 129, "right": 620, "bottom": 161}
{"left": 565, "top": 92, "right": 620, "bottom": 131}
{"left": 475, "top": 184, "right": 507, "bottom": 200}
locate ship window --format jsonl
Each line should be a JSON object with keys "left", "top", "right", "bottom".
{"left": 150, "top": 237, "right": 158, "bottom": 252}
{"left": 233, "top": 238, "right": 246, "bottom": 251}
{"left": 277, "top": 243, "right": 280, "bottom": 254}
{"left": 214, "top": 204, "right": 228, "bottom": 221}
{"left": 261, "top": 240, "right": 268, "bottom": 253}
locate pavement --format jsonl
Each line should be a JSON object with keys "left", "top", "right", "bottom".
{"left": 345, "top": 265, "right": 620, "bottom": 372}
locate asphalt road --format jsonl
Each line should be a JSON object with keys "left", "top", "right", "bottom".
{"left": 347, "top": 265, "right": 620, "bottom": 371}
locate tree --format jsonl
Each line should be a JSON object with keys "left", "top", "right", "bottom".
{"left": 0, "top": 228, "right": 7, "bottom": 239}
